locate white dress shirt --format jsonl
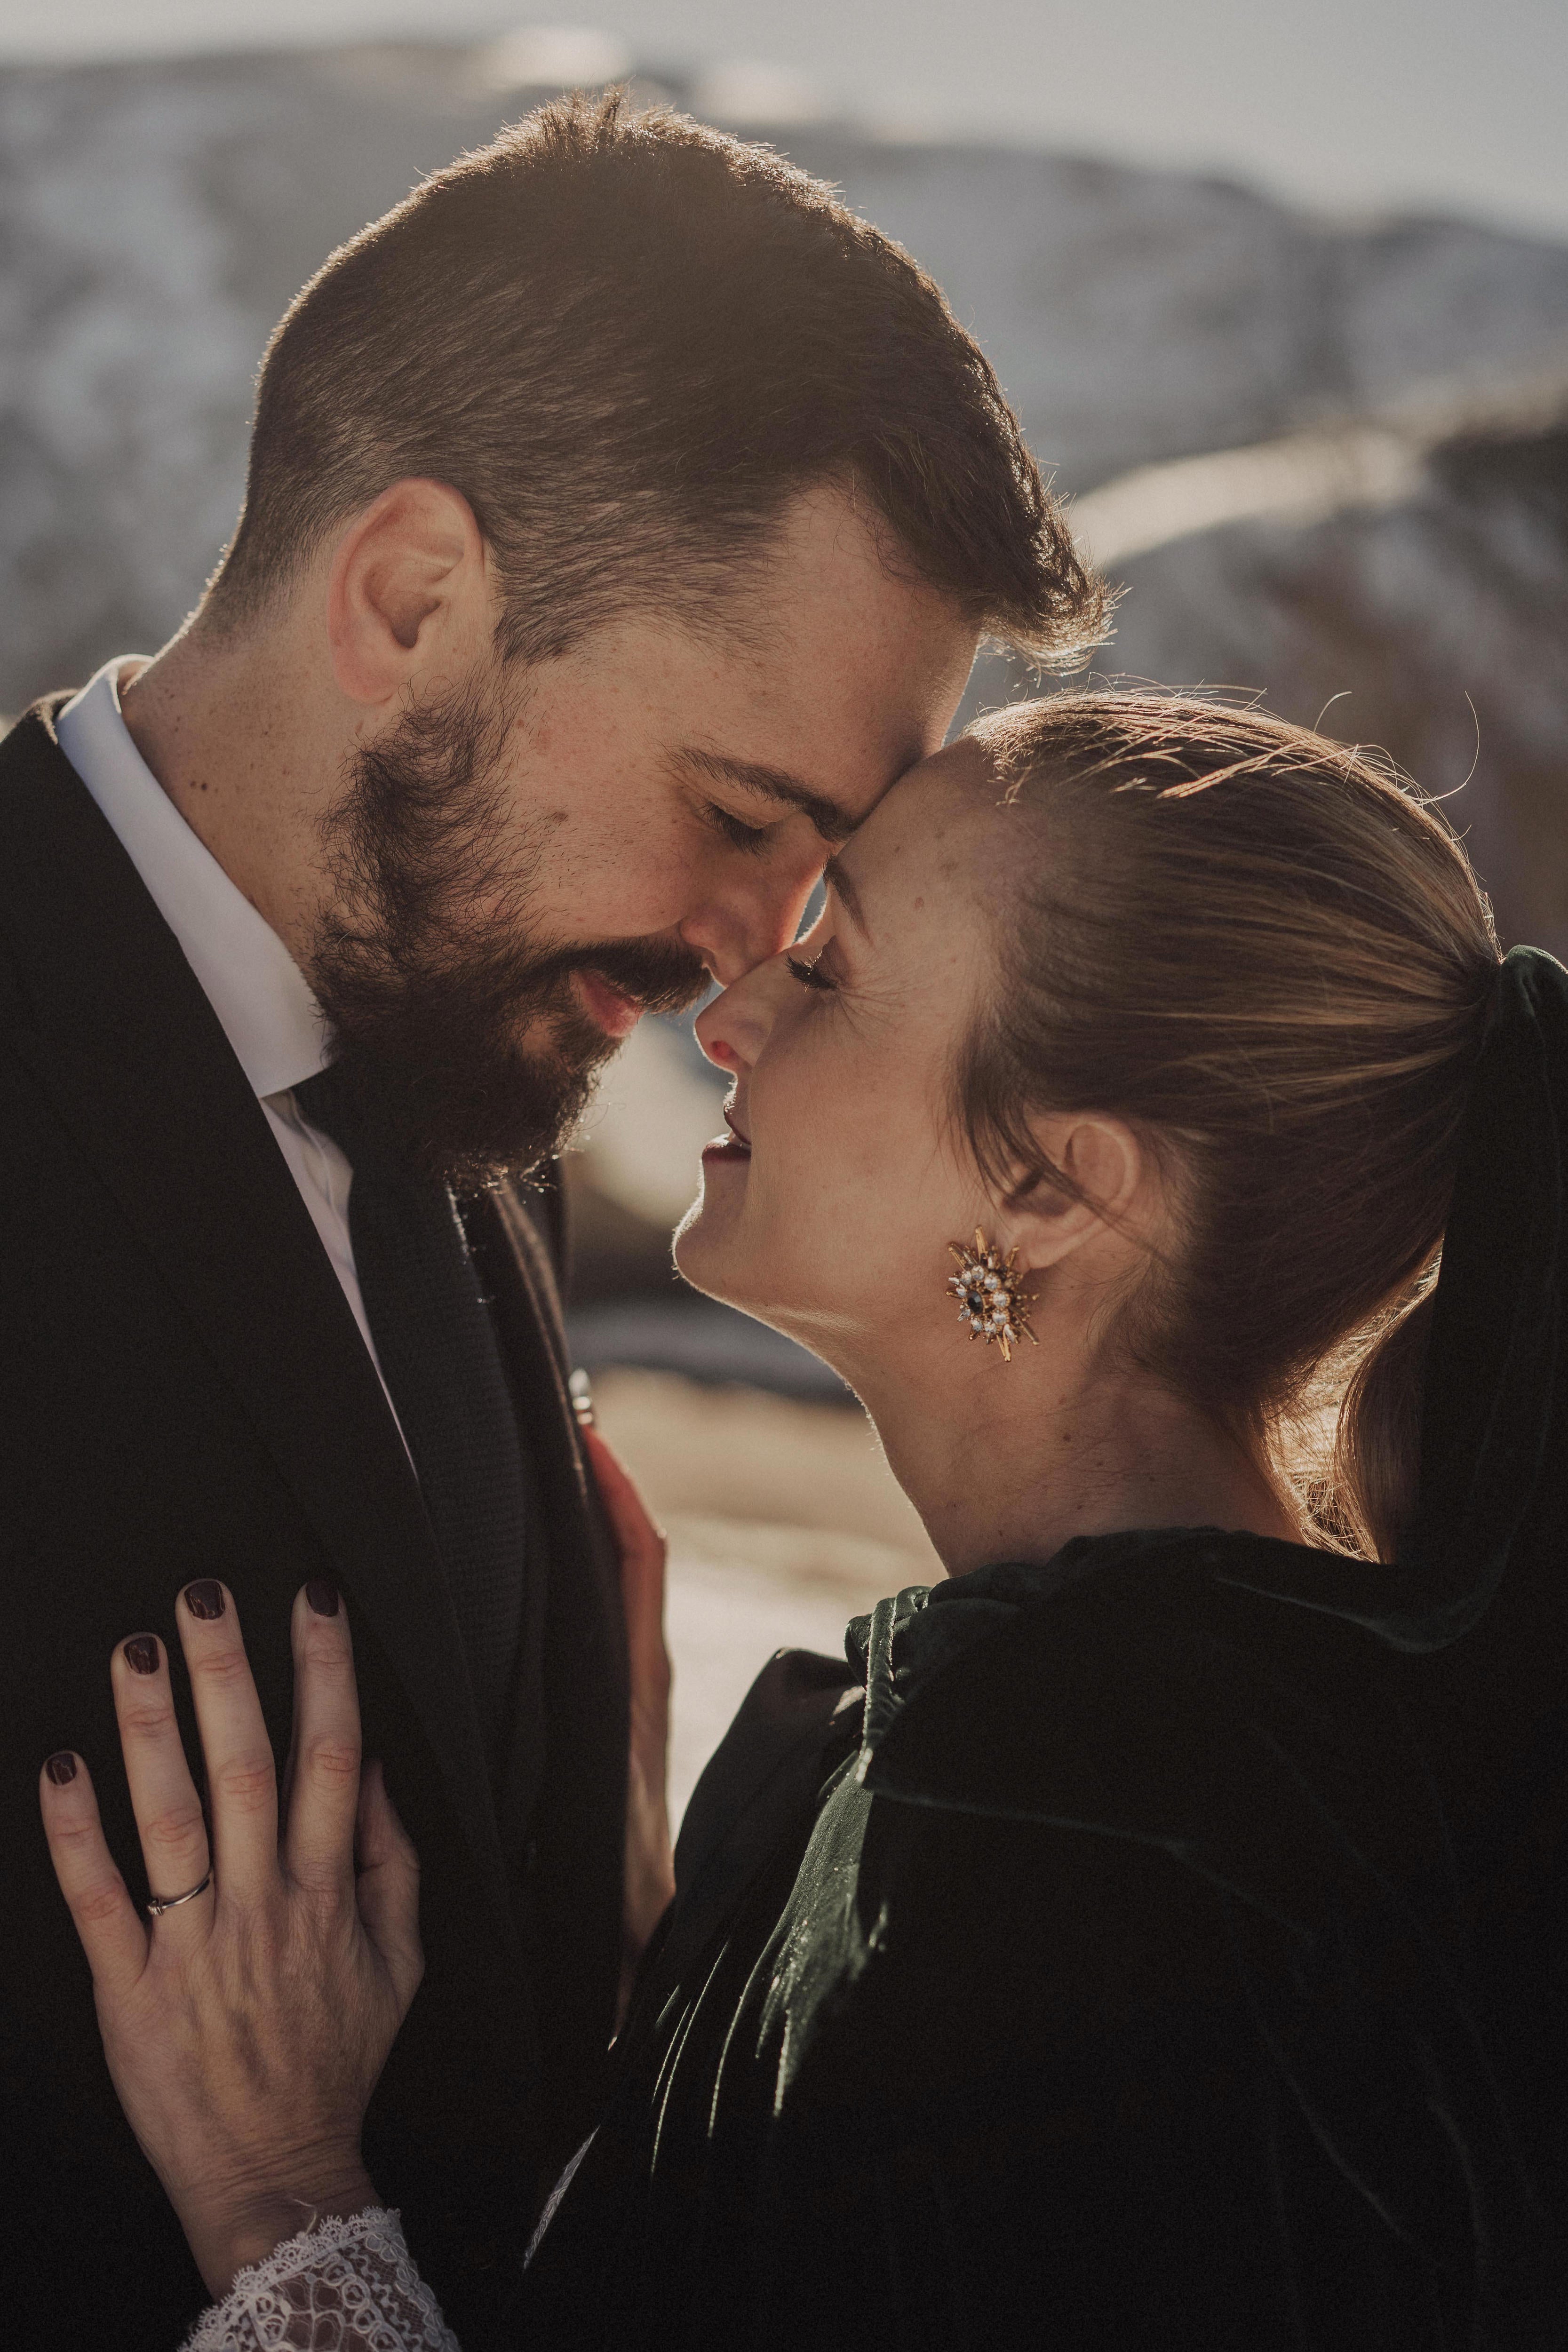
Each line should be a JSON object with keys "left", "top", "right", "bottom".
{"left": 56, "top": 658, "right": 398, "bottom": 1417}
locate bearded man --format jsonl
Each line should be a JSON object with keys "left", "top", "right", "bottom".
{"left": 0, "top": 91, "right": 1097, "bottom": 2349}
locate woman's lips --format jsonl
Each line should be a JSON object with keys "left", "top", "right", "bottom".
{"left": 573, "top": 968, "right": 644, "bottom": 1040}
{"left": 701, "top": 1105, "right": 752, "bottom": 1167}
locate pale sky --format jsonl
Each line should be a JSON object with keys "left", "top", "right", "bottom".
{"left": 1, "top": 0, "right": 1565, "bottom": 240}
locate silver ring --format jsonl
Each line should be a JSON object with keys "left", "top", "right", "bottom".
{"left": 146, "top": 1867, "right": 214, "bottom": 1918}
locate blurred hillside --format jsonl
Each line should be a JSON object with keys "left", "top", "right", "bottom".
{"left": 5, "top": 40, "right": 1568, "bottom": 700}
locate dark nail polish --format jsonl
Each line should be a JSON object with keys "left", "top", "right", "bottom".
{"left": 123, "top": 1635, "right": 160, "bottom": 1676}
{"left": 45, "top": 1752, "right": 77, "bottom": 1786}
{"left": 183, "top": 1580, "right": 226, "bottom": 1621}
{"left": 305, "top": 1580, "right": 340, "bottom": 1618}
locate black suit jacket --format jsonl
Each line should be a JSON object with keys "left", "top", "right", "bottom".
{"left": 0, "top": 704, "right": 629, "bottom": 2350}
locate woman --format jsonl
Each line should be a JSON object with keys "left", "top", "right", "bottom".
{"left": 40, "top": 694, "right": 1568, "bottom": 2348}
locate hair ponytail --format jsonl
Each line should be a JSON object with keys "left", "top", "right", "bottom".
{"left": 1332, "top": 1284, "right": 1438, "bottom": 1563}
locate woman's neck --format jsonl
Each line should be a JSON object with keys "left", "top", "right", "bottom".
{"left": 849, "top": 1335, "right": 1301, "bottom": 1581}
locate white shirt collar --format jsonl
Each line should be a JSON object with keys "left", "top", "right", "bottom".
{"left": 56, "top": 659, "right": 329, "bottom": 1100}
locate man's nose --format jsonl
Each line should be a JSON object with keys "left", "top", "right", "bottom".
{"left": 680, "top": 865, "right": 819, "bottom": 988}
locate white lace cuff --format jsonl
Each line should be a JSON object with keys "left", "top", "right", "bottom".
{"left": 178, "top": 2207, "right": 461, "bottom": 2352}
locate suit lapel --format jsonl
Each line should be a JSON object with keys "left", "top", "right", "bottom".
{"left": 482, "top": 1180, "right": 629, "bottom": 2074}
{"left": 0, "top": 711, "right": 511, "bottom": 1926}
{"left": 478, "top": 1183, "right": 628, "bottom": 1858}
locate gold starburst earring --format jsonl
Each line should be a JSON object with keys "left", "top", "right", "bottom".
{"left": 947, "top": 1229, "right": 1038, "bottom": 1363}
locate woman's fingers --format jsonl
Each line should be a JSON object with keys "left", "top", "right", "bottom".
{"left": 111, "top": 1633, "right": 211, "bottom": 1916}
{"left": 354, "top": 1760, "right": 424, "bottom": 2012}
{"left": 176, "top": 1581, "right": 279, "bottom": 1904}
{"left": 38, "top": 1751, "right": 147, "bottom": 1994}
{"left": 583, "top": 1422, "right": 667, "bottom": 1573}
{"left": 281, "top": 1582, "right": 362, "bottom": 1897}
{"left": 42, "top": 1586, "right": 420, "bottom": 2303}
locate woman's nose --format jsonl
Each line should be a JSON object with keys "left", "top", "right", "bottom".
{"left": 696, "top": 968, "right": 771, "bottom": 1074}
{"left": 695, "top": 994, "right": 746, "bottom": 1075}
{"left": 699, "top": 1026, "right": 741, "bottom": 1075}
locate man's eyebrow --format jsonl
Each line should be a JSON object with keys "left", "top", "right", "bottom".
{"left": 675, "top": 747, "right": 858, "bottom": 844}
{"left": 822, "top": 855, "right": 870, "bottom": 940}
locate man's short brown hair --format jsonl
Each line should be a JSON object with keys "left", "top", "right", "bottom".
{"left": 208, "top": 90, "right": 1103, "bottom": 666}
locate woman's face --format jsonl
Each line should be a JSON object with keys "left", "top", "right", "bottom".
{"left": 677, "top": 739, "right": 1006, "bottom": 1373}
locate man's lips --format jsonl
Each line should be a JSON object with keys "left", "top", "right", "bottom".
{"left": 572, "top": 968, "right": 645, "bottom": 1040}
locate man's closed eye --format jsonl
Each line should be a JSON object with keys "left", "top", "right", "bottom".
{"left": 706, "top": 804, "right": 774, "bottom": 853}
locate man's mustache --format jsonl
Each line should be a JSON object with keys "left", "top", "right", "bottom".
{"left": 528, "top": 933, "right": 712, "bottom": 1019}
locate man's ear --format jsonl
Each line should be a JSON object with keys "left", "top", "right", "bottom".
{"left": 1003, "top": 1112, "right": 1145, "bottom": 1274}
{"left": 326, "top": 478, "right": 489, "bottom": 706}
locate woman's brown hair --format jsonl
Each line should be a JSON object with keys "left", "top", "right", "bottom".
{"left": 961, "top": 692, "right": 1502, "bottom": 1561}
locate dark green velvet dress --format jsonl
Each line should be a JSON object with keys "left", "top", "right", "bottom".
{"left": 517, "top": 949, "right": 1568, "bottom": 2350}
{"left": 520, "top": 1529, "right": 1566, "bottom": 2349}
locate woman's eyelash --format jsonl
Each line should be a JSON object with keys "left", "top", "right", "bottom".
{"left": 786, "top": 954, "right": 836, "bottom": 993}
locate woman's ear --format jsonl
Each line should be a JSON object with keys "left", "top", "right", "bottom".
{"left": 326, "top": 477, "right": 490, "bottom": 706}
{"left": 1003, "top": 1112, "right": 1146, "bottom": 1274}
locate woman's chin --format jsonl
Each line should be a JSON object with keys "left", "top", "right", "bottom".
{"left": 675, "top": 1194, "right": 782, "bottom": 1324}
{"left": 673, "top": 1195, "right": 738, "bottom": 1300}
{"left": 676, "top": 1219, "right": 837, "bottom": 1375}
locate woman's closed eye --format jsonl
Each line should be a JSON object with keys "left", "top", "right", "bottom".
{"left": 786, "top": 953, "right": 837, "bottom": 993}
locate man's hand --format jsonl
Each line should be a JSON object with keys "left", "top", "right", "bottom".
{"left": 40, "top": 1581, "right": 422, "bottom": 2297}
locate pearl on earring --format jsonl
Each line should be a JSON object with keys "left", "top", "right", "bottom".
{"left": 945, "top": 1228, "right": 1038, "bottom": 1363}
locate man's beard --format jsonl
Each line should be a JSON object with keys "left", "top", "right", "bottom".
{"left": 308, "top": 676, "right": 708, "bottom": 1192}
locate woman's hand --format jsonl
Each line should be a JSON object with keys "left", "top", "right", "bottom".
{"left": 580, "top": 1422, "right": 676, "bottom": 1995}
{"left": 38, "top": 1579, "right": 422, "bottom": 2298}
